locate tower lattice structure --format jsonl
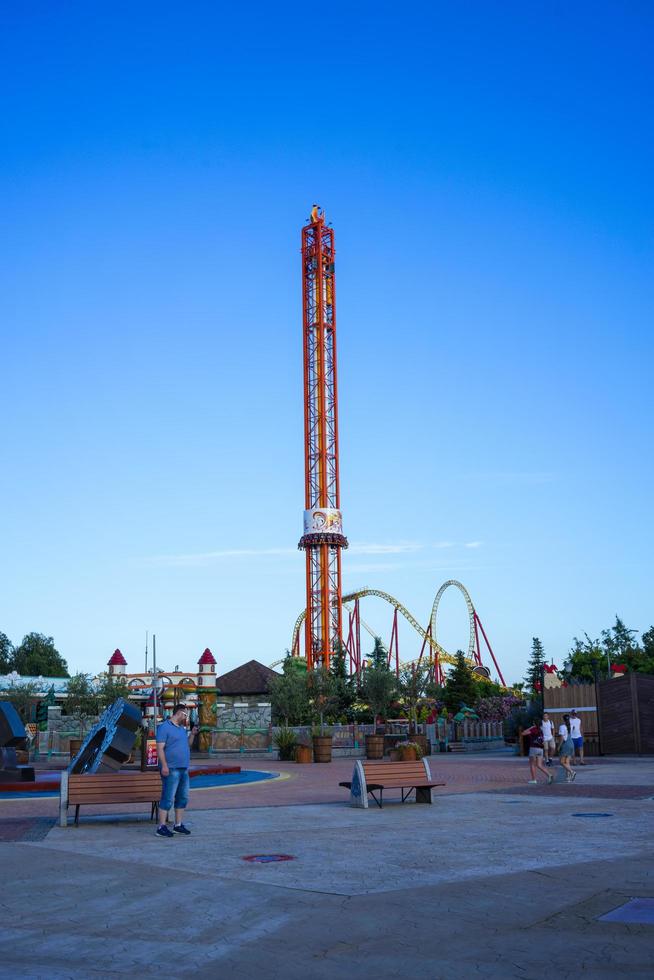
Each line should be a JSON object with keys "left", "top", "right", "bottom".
{"left": 298, "top": 206, "right": 348, "bottom": 670}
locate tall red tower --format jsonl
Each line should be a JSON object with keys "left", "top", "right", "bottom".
{"left": 298, "top": 205, "right": 348, "bottom": 670}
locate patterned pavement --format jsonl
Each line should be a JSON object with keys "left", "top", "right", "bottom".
{"left": 1, "top": 754, "right": 651, "bottom": 825}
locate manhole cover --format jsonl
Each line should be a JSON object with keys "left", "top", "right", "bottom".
{"left": 572, "top": 812, "right": 614, "bottom": 819}
{"left": 599, "top": 898, "right": 654, "bottom": 924}
{"left": 242, "top": 854, "right": 295, "bottom": 864}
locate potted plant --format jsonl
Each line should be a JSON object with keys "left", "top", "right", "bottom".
{"left": 273, "top": 726, "right": 298, "bottom": 761}
{"left": 361, "top": 639, "right": 397, "bottom": 758}
{"left": 311, "top": 725, "right": 333, "bottom": 763}
{"left": 308, "top": 667, "right": 338, "bottom": 763}
{"left": 397, "top": 741, "right": 423, "bottom": 761}
{"left": 295, "top": 742, "right": 313, "bottom": 764}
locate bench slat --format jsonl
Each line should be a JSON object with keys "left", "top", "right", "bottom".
{"left": 68, "top": 781, "right": 161, "bottom": 791}
{"left": 68, "top": 775, "right": 161, "bottom": 786}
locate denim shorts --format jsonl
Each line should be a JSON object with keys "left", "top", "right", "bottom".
{"left": 573, "top": 737, "right": 584, "bottom": 748}
{"left": 160, "top": 767, "right": 190, "bottom": 810}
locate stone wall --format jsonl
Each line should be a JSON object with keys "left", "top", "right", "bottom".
{"left": 211, "top": 698, "right": 272, "bottom": 752}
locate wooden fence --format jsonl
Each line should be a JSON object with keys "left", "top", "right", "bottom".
{"left": 597, "top": 673, "right": 654, "bottom": 754}
{"left": 542, "top": 683, "right": 599, "bottom": 755}
{"left": 459, "top": 720, "right": 504, "bottom": 739}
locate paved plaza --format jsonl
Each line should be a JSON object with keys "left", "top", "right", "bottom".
{"left": 1, "top": 754, "right": 653, "bottom": 978}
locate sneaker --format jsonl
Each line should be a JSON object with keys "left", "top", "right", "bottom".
{"left": 570, "top": 770, "right": 577, "bottom": 781}
{"left": 545, "top": 760, "right": 552, "bottom": 767}
{"left": 173, "top": 823, "right": 191, "bottom": 836}
{"left": 156, "top": 825, "right": 174, "bottom": 838}
{"left": 528, "top": 779, "right": 538, "bottom": 784}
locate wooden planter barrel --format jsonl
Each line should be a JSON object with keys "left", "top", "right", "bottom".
{"left": 398, "top": 746, "right": 417, "bottom": 761}
{"left": 312, "top": 735, "right": 333, "bottom": 763}
{"left": 295, "top": 744, "right": 313, "bottom": 764}
{"left": 365, "top": 734, "right": 385, "bottom": 759}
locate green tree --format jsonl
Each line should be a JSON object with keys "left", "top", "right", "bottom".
{"left": 95, "top": 673, "right": 133, "bottom": 711}
{"left": 563, "top": 633, "right": 607, "bottom": 682}
{"left": 0, "top": 679, "right": 39, "bottom": 722}
{"left": 641, "top": 626, "right": 654, "bottom": 661}
{"left": 564, "top": 619, "right": 654, "bottom": 681}
{"left": 368, "top": 636, "right": 389, "bottom": 671}
{"left": 361, "top": 641, "right": 397, "bottom": 732}
{"left": 398, "top": 663, "right": 429, "bottom": 734}
{"left": 602, "top": 617, "right": 639, "bottom": 663}
{"left": 307, "top": 666, "right": 339, "bottom": 734}
{"left": 524, "top": 637, "right": 545, "bottom": 694}
{"left": 63, "top": 673, "right": 98, "bottom": 734}
{"left": 0, "top": 632, "right": 14, "bottom": 673}
{"left": 443, "top": 651, "right": 477, "bottom": 712}
{"left": 13, "top": 633, "right": 68, "bottom": 677}
{"left": 269, "top": 655, "right": 310, "bottom": 726}
{"left": 329, "top": 639, "right": 355, "bottom": 719}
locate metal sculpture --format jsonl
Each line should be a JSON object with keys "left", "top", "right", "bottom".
{"left": 0, "top": 701, "right": 34, "bottom": 782}
{"left": 68, "top": 697, "right": 141, "bottom": 774}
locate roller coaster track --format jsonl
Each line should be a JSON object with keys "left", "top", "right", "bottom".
{"left": 283, "top": 584, "right": 482, "bottom": 672}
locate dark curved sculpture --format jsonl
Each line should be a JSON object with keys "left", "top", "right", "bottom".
{"left": 0, "top": 701, "right": 33, "bottom": 782}
{"left": 69, "top": 698, "right": 141, "bottom": 775}
{"left": 0, "top": 701, "right": 26, "bottom": 747}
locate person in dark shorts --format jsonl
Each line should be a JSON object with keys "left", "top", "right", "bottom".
{"left": 155, "top": 704, "right": 198, "bottom": 838}
{"left": 523, "top": 720, "right": 554, "bottom": 785}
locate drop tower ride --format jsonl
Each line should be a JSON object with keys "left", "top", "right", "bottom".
{"left": 298, "top": 206, "right": 348, "bottom": 670}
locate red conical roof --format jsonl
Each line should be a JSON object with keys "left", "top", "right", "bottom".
{"left": 198, "top": 648, "right": 216, "bottom": 665}
{"left": 108, "top": 649, "right": 127, "bottom": 666}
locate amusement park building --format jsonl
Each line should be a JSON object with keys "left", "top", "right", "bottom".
{"left": 105, "top": 647, "right": 218, "bottom": 709}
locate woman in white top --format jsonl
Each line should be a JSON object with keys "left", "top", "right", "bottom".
{"left": 557, "top": 715, "right": 576, "bottom": 781}
{"left": 541, "top": 712, "right": 556, "bottom": 765}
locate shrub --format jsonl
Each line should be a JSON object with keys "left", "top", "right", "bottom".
{"left": 273, "top": 726, "right": 298, "bottom": 761}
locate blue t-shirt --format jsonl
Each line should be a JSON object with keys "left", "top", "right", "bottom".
{"left": 156, "top": 719, "right": 190, "bottom": 768}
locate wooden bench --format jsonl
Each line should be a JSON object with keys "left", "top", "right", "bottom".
{"left": 59, "top": 771, "right": 162, "bottom": 827}
{"left": 340, "top": 759, "right": 445, "bottom": 809}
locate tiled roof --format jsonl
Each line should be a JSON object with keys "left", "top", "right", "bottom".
{"left": 215, "top": 660, "right": 280, "bottom": 695}
{"left": 108, "top": 649, "right": 128, "bottom": 666}
{"left": 198, "top": 648, "right": 217, "bottom": 665}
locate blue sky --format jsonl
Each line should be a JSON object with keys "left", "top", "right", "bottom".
{"left": 1, "top": 2, "right": 652, "bottom": 683}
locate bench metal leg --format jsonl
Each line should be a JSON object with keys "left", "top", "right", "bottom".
{"left": 416, "top": 786, "right": 433, "bottom": 804}
{"left": 75, "top": 804, "right": 81, "bottom": 826}
{"left": 151, "top": 802, "right": 159, "bottom": 821}
{"left": 368, "top": 789, "right": 383, "bottom": 809}
{"left": 401, "top": 787, "right": 416, "bottom": 804}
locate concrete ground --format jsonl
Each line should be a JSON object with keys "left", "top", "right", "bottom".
{"left": 1, "top": 755, "right": 653, "bottom": 978}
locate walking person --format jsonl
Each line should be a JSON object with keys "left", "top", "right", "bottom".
{"left": 155, "top": 704, "right": 198, "bottom": 838}
{"left": 437, "top": 709, "right": 449, "bottom": 753}
{"left": 569, "top": 709, "right": 586, "bottom": 765}
{"left": 542, "top": 711, "right": 556, "bottom": 766}
{"left": 523, "top": 720, "right": 554, "bottom": 784}
{"left": 557, "top": 714, "right": 576, "bottom": 781}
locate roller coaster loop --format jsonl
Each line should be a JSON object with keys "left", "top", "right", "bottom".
{"left": 285, "top": 581, "right": 505, "bottom": 686}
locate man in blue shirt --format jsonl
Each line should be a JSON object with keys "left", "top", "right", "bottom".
{"left": 155, "top": 704, "right": 198, "bottom": 838}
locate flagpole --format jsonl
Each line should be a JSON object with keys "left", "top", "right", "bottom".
{"left": 152, "top": 634, "right": 158, "bottom": 735}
